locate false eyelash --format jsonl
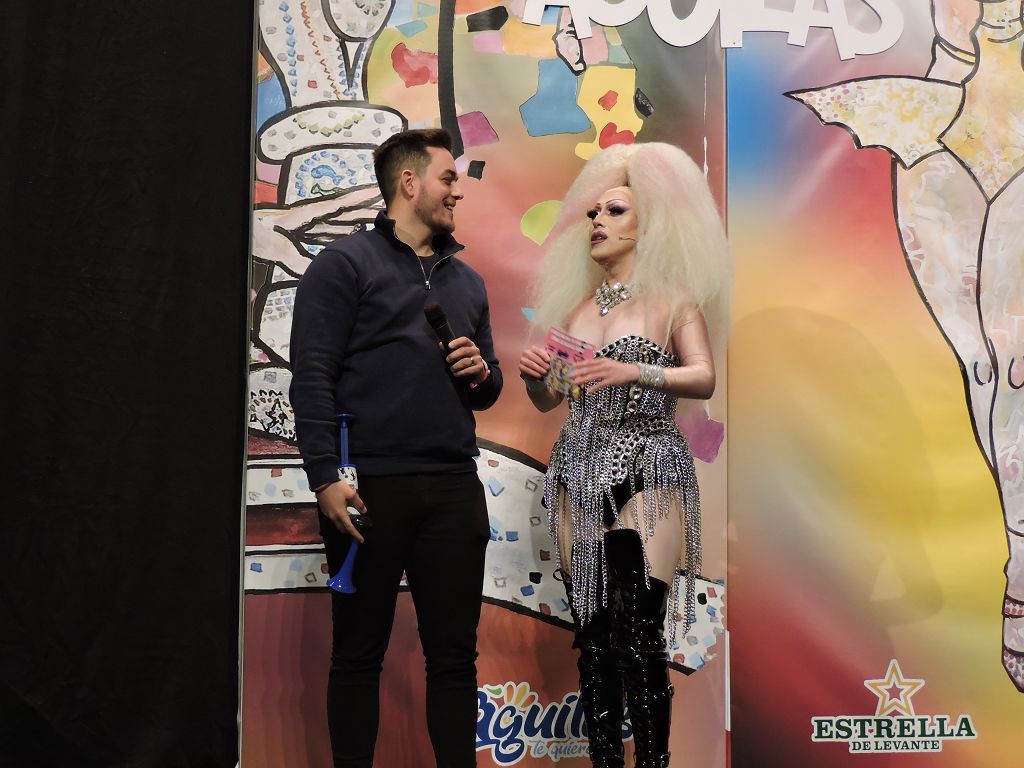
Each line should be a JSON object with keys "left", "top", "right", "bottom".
{"left": 587, "top": 206, "right": 627, "bottom": 219}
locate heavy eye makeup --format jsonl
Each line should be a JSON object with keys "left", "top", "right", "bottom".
{"left": 586, "top": 203, "right": 629, "bottom": 219}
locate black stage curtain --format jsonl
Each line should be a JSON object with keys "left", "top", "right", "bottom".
{"left": 0, "top": 2, "right": 252, "bottom": 766}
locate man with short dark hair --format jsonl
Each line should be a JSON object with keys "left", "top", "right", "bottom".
{"left": 289, "top": 127, "right": 502, "bottom": 767}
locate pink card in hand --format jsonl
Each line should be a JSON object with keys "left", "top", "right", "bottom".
{"left": 543, "top": 327, "right": 596, "bottom": 397}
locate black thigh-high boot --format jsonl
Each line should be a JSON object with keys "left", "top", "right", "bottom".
{"left": 563, "top": 564, "right": 625, "bottom": 768}
{"left": 605, "top": 529, "right": 673, "bottom": 768}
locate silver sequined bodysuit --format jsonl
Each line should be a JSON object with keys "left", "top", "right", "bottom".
{"left": 544, "top": 335, "right": 701, "bottom": 640}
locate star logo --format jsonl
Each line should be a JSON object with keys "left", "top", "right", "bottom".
{"left": 864, "top": 659, "right": 925, "bottom": 717}
{"left": 812, "top": 659, "right": 976, "bottom": 753}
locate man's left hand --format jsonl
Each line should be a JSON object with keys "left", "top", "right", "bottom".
{"left": 445, "top": 337, "right": 488, "bottom": 385}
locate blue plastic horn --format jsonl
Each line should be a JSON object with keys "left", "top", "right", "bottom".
{"left": 326, "top": 542, "right": 358, "bottom": 594}
{"left": 327, "top": 413, "right": 359, "bottom": 594}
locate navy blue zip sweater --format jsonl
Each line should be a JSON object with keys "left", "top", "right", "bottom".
{"left": 289, "top": 211, "right": 503, "bottom": 488}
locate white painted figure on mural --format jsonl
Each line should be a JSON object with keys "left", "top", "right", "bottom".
{"left": 792, "top": 0, "right": 1024, "bottom": 690}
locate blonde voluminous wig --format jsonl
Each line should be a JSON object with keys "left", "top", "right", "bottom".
{"left": 530, "top": 143, "right": 730, "bottom": 345}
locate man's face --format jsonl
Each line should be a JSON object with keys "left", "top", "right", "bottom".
{"left": 412, "top": 147, "right": 463, "bottom": 234}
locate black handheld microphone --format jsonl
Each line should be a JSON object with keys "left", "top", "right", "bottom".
{"left": 424, "top": 302, "right": 456, "bottom": 348}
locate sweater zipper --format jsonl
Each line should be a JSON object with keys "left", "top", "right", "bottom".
{"left": 417, "top": 253, "right": 452, "bottom": 291}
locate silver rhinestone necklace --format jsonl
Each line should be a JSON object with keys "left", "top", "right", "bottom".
{"left": 594, "top": 280, "right": 632, "bottom": 316}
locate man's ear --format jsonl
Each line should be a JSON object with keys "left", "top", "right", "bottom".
{"left": 399, "top": 168, "right": 417, "bottom": 199}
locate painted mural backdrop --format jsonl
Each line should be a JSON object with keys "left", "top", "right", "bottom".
{"left": 730, "top": 0, "right": 1024, "bottom": 765}
{"left": 243, "top": 1, "right": 727, "bottom": 765}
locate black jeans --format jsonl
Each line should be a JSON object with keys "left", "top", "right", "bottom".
{"left": 319, "top": 472, "right": 490, "bottom": 768}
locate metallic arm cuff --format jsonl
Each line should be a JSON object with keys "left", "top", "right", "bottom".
{"left": 636, "top": 362, "right": 665, "bottom": 390}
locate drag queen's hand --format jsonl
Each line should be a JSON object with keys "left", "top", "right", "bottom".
{"left": 572, "top": 357, "right": 639, "bottom": 392}
{"left": 519, "top": 346, "right": 551, "bottom": 381}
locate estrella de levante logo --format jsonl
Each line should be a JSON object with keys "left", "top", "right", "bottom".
{"left": 811, "top": 659, "right": 976, "bottom": 754}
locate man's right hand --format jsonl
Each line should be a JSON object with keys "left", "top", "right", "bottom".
{"left": 316, "top": 481, "right": 367, "bottom": 543}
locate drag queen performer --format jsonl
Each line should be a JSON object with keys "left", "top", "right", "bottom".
{"left": 519, "top": 143, "right": 729, "bottom": 767}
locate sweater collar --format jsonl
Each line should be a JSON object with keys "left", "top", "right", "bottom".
{"left": 373, "top": 211, "right": 465, "bottom": 258}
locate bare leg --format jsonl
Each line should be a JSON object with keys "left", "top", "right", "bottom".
{"left": 555, "top": 486, "right": 575, "bottom": 581}
{"left": 613, "top": 490, "right": 685, "bottom": 585}
{"left": 557, "top": 489, "right": 686, "bottom": 604}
